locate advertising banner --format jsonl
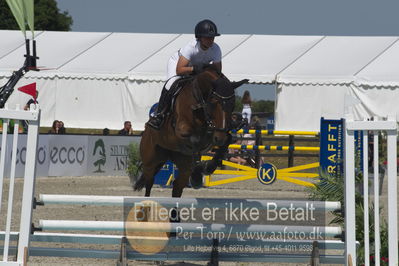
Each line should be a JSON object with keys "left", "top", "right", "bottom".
{"left": 319, "top": 118, "right": 344, "bottom": 176}
{"left": 13, "top": 135, "right": 50, "bottom": 177}
{"left": 48, "top": 135, "right": 89, "bottom": 176}
{"left": 1, "top": 135, "right": 49, "bottom": 177}
{"left": 320, "top": 118, "right": 363, "bottom": 177}
{"left": 1, "top": 134, "right": 141, "bottom": 177}
{"left": 87, "top": 136, "right": 140, "bottom": 176}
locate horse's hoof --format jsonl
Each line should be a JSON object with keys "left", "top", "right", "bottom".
{"left": 190, "top": 173, "right": 203, "bottom": 189}
{"left": 202, "top": 160, "right": 218, "bottom": 175}
{"left": 190, "top": 177, "right": 203, "bottom": 189}
{"left": 190, "top": 164, "right": 204, "bottom": 189}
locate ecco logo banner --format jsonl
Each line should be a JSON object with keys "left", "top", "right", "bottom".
{"left": 50, "top": 146, "right": 85, "bottom": 164}
{"left": 0, "top": 135, "right": 141, "bottom": 177}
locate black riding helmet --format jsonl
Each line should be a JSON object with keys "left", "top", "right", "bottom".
{"left": 195, "top": 19, "right": 221, "bottom": 38}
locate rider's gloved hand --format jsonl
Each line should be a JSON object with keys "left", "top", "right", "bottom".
{"left": 192, "top": 65, "right": 201, "bottom": 74}
{"left": 202, "top": 63, "right": 212, "bottom": 70}
{"left": 192, "top": 63, "right": 212, "bottom": 75}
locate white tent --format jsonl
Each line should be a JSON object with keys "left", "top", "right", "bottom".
{"left": 276, "top": 36, "right": 399, "bottom": 131}
{"left": 1, "top": 30, "right": 399, "bottom": 131}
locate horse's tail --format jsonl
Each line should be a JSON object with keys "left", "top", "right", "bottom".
{"left": 133, "top": 173, "right": 146, "bottom": 191}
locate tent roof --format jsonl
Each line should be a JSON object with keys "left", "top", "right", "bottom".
{"left": 1, "top": 30, "right": 399, "bottom": 85}
{"left": 222, "top": 35, "right": 323, "bottom": 83}
{"left": 277, "top": 36, "right": 398, "bottom": 85}
{"left": 0, "top": 30, "right": 321, "bottom": 83}
{"left": 355, "top": 39, "right": 399, "bottom": 87}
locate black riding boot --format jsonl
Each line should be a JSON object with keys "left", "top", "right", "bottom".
{"left": 147, "top": 88, "right": 172, "bottom": 129}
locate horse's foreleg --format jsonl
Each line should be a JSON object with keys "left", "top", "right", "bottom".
{"left": 204, "top": 134, "right": 232, "bottom": 175}
{"left": 172, "top": 170, "right": 190, "bottom": 197}
{"left": 172, "top": 155, "right": 193, "bottom": 197}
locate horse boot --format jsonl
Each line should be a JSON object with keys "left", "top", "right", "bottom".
{"left": 147, "top": 88, "right": 172, "bottom": 130}
{"left": 190, "top": 163, "right": 204, "bottom": 189}
{"left": 203, "top": 134, "right": 232, "bottom": 175}
{"left": 190, "top": 154, "right": 204, "bottom": 189}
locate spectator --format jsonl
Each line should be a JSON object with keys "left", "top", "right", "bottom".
{"left": 103, "top": 128, "right": 110, "bottom": 135}
{"left": 241, "top": 90, "right": 252, "bottom": 125}
{"left": 24, "top": 91, "right": 39, "bottom": 111}
{"left": 118, "top": 121, "right": 133, "bottom": 136}
{"left": 58, "top": 121, "right": 66, "bottom": 134}
{"left": 229, "top": 151, "right": 247, "bottom": 165}
{"left": 22, "top": 91, "right": 39, "bottom": 132}
{"left": 231, "top": 112, "right": 247, "bottom": 130}
{"left": 48, "top": 120, "right": 60, "bottom": 134}
{"left": 250, "top": 115, "right": 261, "bottom": 129}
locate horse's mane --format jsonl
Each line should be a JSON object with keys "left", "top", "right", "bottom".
{"left": 202, "top": 64, "right": 221, "bottom": 76}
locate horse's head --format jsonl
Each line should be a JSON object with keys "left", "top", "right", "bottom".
{"left": 190, "top": 65, "right": 248, "bottom": 146}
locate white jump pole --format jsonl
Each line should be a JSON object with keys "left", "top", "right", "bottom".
{"left": 38, "top": 220, "right": 342, "bottom": 237}
{"left": 38, "top": 194, "right": 341, "bottom": 211}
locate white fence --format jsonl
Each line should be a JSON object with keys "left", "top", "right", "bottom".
{"left": 0, "top": 105, "right": 40, "bottom": 265}
{"left": 344, "top": 116, "right": 398, "bottom": 266}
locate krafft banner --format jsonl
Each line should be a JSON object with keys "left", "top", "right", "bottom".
{"left": 0, "top": 135, "right": 140, "bottom": 177}
{"left": 319, "top": 118, "right": 344, "bottom": 176}
{"left": 319, "top": 118, "right": 363, "bottom": 177}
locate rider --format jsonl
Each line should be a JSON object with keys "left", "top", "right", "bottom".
{"left": 147, "top": 19, "right": 222, "bottom": 129}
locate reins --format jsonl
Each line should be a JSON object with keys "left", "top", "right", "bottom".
{"left": 190, "top": 71, "right": 234, "bottom": 134}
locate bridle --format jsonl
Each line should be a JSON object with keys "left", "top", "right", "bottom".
{"left": 191, "top": 73, "right": 235, "bottom": 134}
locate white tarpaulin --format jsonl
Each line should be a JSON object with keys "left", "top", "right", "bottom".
{"left": 349, "top": 39, "right": 399, "bottom": 120}
{"left": 2, "top": 31, "right": 399, "bottom": 131}
{"left": 0, "top": 31, "right": 326, "bottom": 130}
{"left": 276, "top": 36, "right": 399, "bottom": 131}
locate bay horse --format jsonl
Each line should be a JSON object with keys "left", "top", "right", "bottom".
{"left": 134, "top": 65, "right": 248, "bottom": 197}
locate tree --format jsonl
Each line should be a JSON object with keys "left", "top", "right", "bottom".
{"left": 252, "top": 100, "right": 274, "bottom": 113}
{"left": 234, "top": 96, "right": 275, "bottom": 114}
{"left": 0, "top": 0, "right": 73, "bottom": 31}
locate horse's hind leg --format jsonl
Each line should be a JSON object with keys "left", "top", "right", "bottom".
{"left": 139, "top": 136, "right": 168, "bottom": 197}
{"left": 171, "top": 154, "right": 193, "bottom": 197}
{"left": 142, "top": 164, "right": 163, "bottom": 197}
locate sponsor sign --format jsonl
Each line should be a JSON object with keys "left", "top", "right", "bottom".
{"left": 1, "top": 135, "right": 49, "bottom": 177}
{"left": 320, "top": 118, "right": 363, "bottom": 176}
{"left": 154, "top": 160, "right": 176, "bottom": 186}
{"left": 87, "top": 136, "right": 140, "bottom": 176}
{"left": 0, "top": 135, "right": 141, "bottom": 177}
{"left": 319, "top": 118, "right": 344, "bottom": 176}
{"left": 48, "top": 135, "right": 88, "bottom": 176}
{"left": 257, "top": 163, "right": 277, "bottom": 185}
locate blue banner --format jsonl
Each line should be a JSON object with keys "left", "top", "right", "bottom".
{"left": 154, "top": 160, "right": 177, "bottom": 186}
{"left": 319, "top": 118, "right": 344, "bottom": 176}
{"left": 354, "top": 130, "right": 364, "bottom": 172}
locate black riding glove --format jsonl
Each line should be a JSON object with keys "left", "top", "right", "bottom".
{"left": 192, "top": 65, "right": 201, "bottom": 74}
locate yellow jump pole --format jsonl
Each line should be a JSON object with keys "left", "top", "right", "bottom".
{"left": 228, "top": 144, "right": 319, "bottom": 152}
{"left": 232, "top": 129, "right": 319, "bottom": 136}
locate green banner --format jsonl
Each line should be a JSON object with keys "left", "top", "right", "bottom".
{"left": 6, "top": 0, "right": 35, "bottom": 38}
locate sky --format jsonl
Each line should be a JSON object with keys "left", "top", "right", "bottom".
{"left": 56, "top": 0, "right": 399, "bottom": 100}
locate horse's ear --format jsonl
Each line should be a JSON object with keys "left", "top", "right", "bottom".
{"left": 231, "top": 79, "right": 249, "bottom": 90}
